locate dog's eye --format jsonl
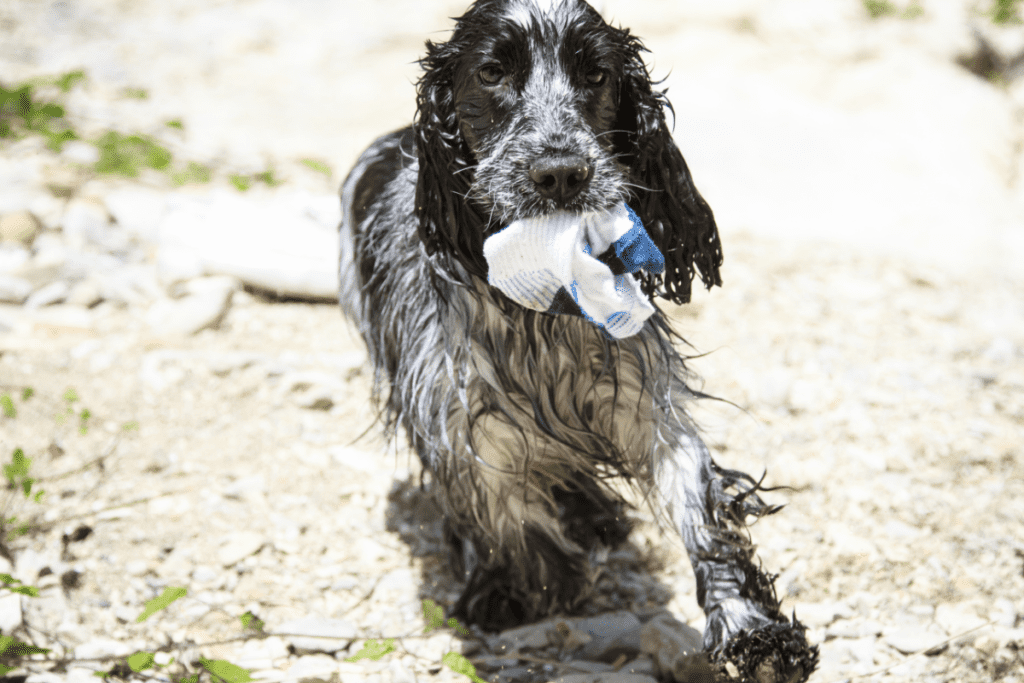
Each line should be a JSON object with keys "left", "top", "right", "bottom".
{"left": 478, "top": 65, "right": 505, "bottom": 86}
{"left": 585, "top": 70, "right": 607, "bottom": 87}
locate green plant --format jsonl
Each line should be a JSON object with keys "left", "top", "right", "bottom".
{"left": 0, "top": 72, "right": 81, "bottom": 151}
{"left": 300, "top": 158, "right": 332, "bottom": 177}
{"left": 122, "top": 87, "right": 149, "bottom": 100}
{"left": 991, "top": 0, "right": 1022, "bottom": 23}
{"left": 172, "top": 161, "right": 213, "bottom": 186}
{"left": 863, "top": 0, "right": 897, "bottom": 17}
{"left": 93, "top": 131, "right": 172, "bottom": 177}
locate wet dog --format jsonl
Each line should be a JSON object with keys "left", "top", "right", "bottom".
{"left": 338, "top": 1, "right": 817, "bottom": 680}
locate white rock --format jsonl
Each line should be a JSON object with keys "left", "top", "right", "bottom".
{"left": 60, "top": 141, "right": 100, "bottom": 165}
{"left": 75, "top": 637, "right": 133, "bottom": 659}
{"left": 288, "top": 654, "right": 339, "bottom": 678}
{"left": 884, "top": 624, "right": 947, "bottom": 655}
{"left": 104, "top": 187, "right": 167, "bottom": 241}
{"left": 793, "top": 601, "right": 851, "bottom": 629}
{"left": 24, "top": 280, "right": 69, "bottom": 309}
{"left": 156, "top": 191, "right": 339, "bottom": 300}
{"left": 935, "top": 602, "right": 987, "bottom": 635}
{"left": 0, "top": 592, "right": 23, "bottom": 634}
{"left": 145, "top": 286, "right": 233, "bottom": 335}
{"left": 235, "top": 635, "right": 289, "bottom": 668}
{"left": 66, "top": 278, "right": 103, "bottom": 308}
{"left": 276, "top": 616, "right": 357, "bottom": 653}
{"left": 0, "top": 276, "right": 32, "bottom": 304}
{"left": 217, "top": 531, "right": 265, "bottom": 567}
{"left": 0, "top": 244, "right": 30, "bottom": 274}
{"left": 61, "top": 198, "right": 110, "bottom": 250}
{"left": 827, "top": 618, "right": 883, "bottom": 639}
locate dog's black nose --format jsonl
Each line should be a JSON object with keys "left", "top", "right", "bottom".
{"left": 528, "top": 155, "right": 592, "bottom": 203}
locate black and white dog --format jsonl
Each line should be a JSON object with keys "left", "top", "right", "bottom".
{"left": 339, "top": 0, "right": 817, "bottom": 680}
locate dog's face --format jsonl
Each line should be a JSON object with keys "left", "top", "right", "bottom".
{"left": 415, "top": 0, "right": 723, "bottom": 305}
{"left": 450, "top": 0, "right": 629, "bottom": 221}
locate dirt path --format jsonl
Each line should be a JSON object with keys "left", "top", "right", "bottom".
{"left": 1, "top": 230, "right": 1022, "bottom": 682}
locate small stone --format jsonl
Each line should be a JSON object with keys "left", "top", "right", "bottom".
{"left": 0, "top": 243, "right": 30, "bottom": 273}
{"left": 276, "top": 616, "right": 357, "bottom": 653}
{"left": 288, "top": 654, "right": 338, "bottom": 679}
{"left": 145, "top": 284, "right": 233, "bottom": 335}
{"left": 388, "top": 659, "right": 417, "bottom": 683}
{"left": 61, "top": 198, "right": 110, "bottom": 249}
{"left": 0, "top": 592, "right": 23, "bottom": 633}
{"left": 725, "top": 661, "right": 740, "bottom": 678}
{"left": 295, "top": 386, "right": 334, "bottom": 410}
{"left": 0, "top": 211, "right": 42, "bottom": 245}
{"left": 104, "top": 187, "right": 166, "bottom": 241}
{"left": 24, "top": 280, "right": 69, "bottom": 309}
{"left": 0, "top": 275, "right": 32, "bottom": 304}
{"left": 75, "top": 637, "right": 133, "bottom": 659}
{"left": 884, "top": 624, "right": 946, "bottom": 655}
{"left": 639, "top": 614, "right": 705, "bottom": 682}
{"left": 66, "top": 278, "right": 103, "bottom": 307}
{"left": 793, "top": 601, "right": 851, "bottom": 629}
{"left": 235, "top": 635, "right": 289, "bottom": 668}
{"left": 60, "top": 141, "right": 100, "bottom": 165}
{"left": 217, "top": 532, "right": 265, "bottom": 567}
{"left": 827, "top": 619, "right": 883, "bottom": 639}
{"left": 553, "top": 675, "right": 658, "bottom": 683}
{"left": 935, "top": 603, "right": 987, "bottom": 635}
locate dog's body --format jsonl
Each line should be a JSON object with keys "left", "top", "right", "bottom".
{"left": 339, "top": 1, "right": 817, "bottom": 680}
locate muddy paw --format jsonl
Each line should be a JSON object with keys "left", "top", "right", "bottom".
{"left": 710, "top": 620, "right": 819, "bottom": 683}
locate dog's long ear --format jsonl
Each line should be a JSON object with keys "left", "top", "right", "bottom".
{"left": 614, "top": 34, "right": 722, "bottom": 305}
{"left": 415, "top": 37, "right": 489, "bottom": 281}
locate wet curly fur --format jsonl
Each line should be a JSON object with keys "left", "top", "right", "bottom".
{"left": 338, "top": 0, "right": 818, "bottom": 680}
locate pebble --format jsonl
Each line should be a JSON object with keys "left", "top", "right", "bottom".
{"left": 0, "top": 210, "right": 42, "bottom": 245}
{"left": 23, "top": 280, "right": 68, "bottom": 309}
{"left": 103, "top": 187, "right": 167, "bottom": 241}
{"left": 145, "top": 281, "right": 234, "bottom": 335}
{"left": 74, "top": 637, "right": 134, "bottom": 659}
{"left": 66, "top": 278, "right": 103, "bottom": 307}
{"left": 61, "top": 198, "right": 110, "bottom": 250}
{"left": 935, "top": 602, "right": 987, "bottom": 635}
{"left": 275, "top": 615, "right": 357, "bottom": 653}
{"left": 793, "top": 600, "right": 851, "bottom": 629}
{"left": 884, "top": 624, "right": 947, "bottom": 655}
{"left": 217, "top": 531, "right": 265, "bottom": 567}
{"left": 552, "top": 674, "right": 658, "bottom": 683}
{"left": 234, "top": 635, "right": 289, "bottom": 669}
{"left": 288, "top": 654, "right": 339, "bottom": 679}
{"left": 639, "top": 613, "right": 707, "bottom": 682}
{"left": 0, "top": 275, "right": 32, "bottom": 304}
{"left": 826, "top": 618, "right": 884, "bottom": 639}
{"left": 0, "top": 592, "right": 23, "bottom": 634}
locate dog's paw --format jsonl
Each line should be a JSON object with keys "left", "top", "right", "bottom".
{"left": 450, "top": 569, "right": 535, "bottom": 631}
{"left": 709, "top": 620, "right": 819, "bottom": 683}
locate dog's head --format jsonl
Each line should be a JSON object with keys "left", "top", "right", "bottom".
{"left": 414, "top": 0, "right": 722, "bottom": 304}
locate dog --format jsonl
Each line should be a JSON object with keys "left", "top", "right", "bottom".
{"left": 338, "top": 0, "right": 818, "bottom": 680}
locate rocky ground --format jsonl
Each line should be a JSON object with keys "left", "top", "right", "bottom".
{"left": 1, "top": 1, "right": 1024, "bottom": 682}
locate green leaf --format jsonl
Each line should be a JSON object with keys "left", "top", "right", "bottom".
{"left": 63, "top": 388, "right": 79, "bottom": 403}
{"left": 0, "top": 635, "right": 50, "bottom": 657}
{"left": 165, "top": 119, "right": 184, "bottom": 130}
{"left": 423, "top": 599, "right": 446, "bottom": 633}
{"left": 123, "top": 87, "right": 148, "bottom": 100}
{"left": 0, "top": 395, "right": 14, "bottom": 418}
{"left": 171, "top": 161, "right": 212, "bottom": 187}
{"left": 122, "top": 421, "right": 139, "bottom": 431}
{"left": 253, "top": 169, "right": 279, "bottom": 186}
{"left": 240, "top": 611, "right": 265, "bottom": 632}
{"left": 200, "top": 658, "right": 254, "bottom": 683}
{"left": 345, "top": 639, "right": 395, "bottom": 662}
{"left": 0, "top": 664, "right": 16, "bottom": 675}
{"left": 93, "top": 132, "right": 172, "bottom": 177}
{"left": 4, "top": 449, "right": 31, "bottom": 484}
{"left": 229, "top": 174, "right": 252, "bottom": 192}
{"left": 447, "top": 617, "right": 469, "bottom": 635}
{"left": 54, "top": 70, "right": 86, "bottom": 93}
{"left": 442, "top": 652, "right": 486, "bottom": 683}
{"left": 128, "top": 652, "right": 156, "bottom": 672}
{"left": 136, "top": 586, "right": 187, "bottom": 622}
{"left": 20, "top": 387, "right": 33, "bottom": 401}
{"left": 300, "top": 158, "right": 331, "bottom": 176}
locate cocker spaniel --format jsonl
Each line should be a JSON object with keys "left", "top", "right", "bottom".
{"left": 338, "top": 0, "right": 818, "bottom": 680}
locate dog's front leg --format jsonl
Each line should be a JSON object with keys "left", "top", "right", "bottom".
{"left": 655, "top": 433, "right": 818, "bottom": 683}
